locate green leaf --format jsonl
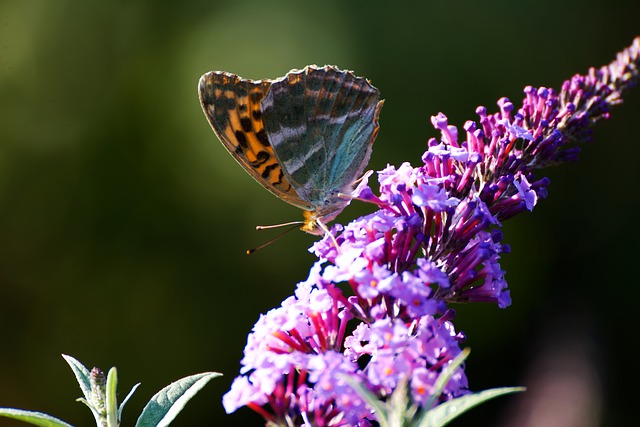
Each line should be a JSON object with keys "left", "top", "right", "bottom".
{"left": 0, "top": 408, "right": 75, "bottom": 427}
{"left": 61, "top": 354, "right": 91, "bottom": 402}
{"left": 105, "top": 367, "right": 118, "bottom": 427}
{"left": 118, "top": 383, "right": 141, "bottom": 421}
{"left": 340, "top": 348, "right": 523, "bottom": 427}
{"left": 135, "top": 372, "right": 220, "bottom": 427}
{"left": 417, "top": 387, "right": 526, "bottom": 427}
{"left": 340, "top": 375, "right": 390, "bottom": 426}
{"left": 423, "top": 348, "right": 470, "bottom": 412}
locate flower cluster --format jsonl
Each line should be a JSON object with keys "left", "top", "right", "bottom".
{"left": 224, "top": 37, "right": 640, "bottom": 426}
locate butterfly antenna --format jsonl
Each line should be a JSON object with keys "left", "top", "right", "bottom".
{"left": 246, "top": 222, "right": 302, "bottom": 255}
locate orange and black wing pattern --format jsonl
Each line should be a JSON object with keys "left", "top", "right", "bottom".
{"left": 198, "top": 71, "right": 311, "bottom": 210}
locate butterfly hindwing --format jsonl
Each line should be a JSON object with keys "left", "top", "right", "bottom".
{"left": 260, "top": 66, "right": 382, "bottom": 211}
{"left": 198, "top": 71, "right": 311, "bottom": 210}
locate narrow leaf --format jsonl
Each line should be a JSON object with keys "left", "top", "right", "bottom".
{"left": 340, "top": 375, "right": 389, "bottom": 427}
{"left": 118, "top": 383, "right": 141, "bottom": 421}
{"left": 135, "top": 372, "right": 220, "bottom": 427}
{"left": 424, "top": 348, "right": 470, "bottom": 411}
{"left": 75, "top": 398, "right": 101, "bottom": 425}
{"left": 61, "top": 354, "right": 91, "bottom": 402}
{"left": 105, "top": 367, "right": 118, "bottom": 427}
{"left": 418, "top": 387, "right": 526, "bottom": 427}
{"left": 0, "top": 408, "right": 75, "bottom": 427}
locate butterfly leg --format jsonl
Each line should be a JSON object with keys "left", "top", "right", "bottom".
{"left": 316, "top": 218, "right": 340, "bottom": 253}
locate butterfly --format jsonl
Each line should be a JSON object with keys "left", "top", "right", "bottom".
{"left": 198, "top": 65, "right": 383, "bottom": 235}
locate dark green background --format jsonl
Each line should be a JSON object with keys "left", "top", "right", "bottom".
{"left": 1, "top": 1, "right": 638, "bottom": 426}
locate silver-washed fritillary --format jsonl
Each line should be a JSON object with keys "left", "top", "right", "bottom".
{"left": 198, "top": 65, "right": 383, "bottom": 235}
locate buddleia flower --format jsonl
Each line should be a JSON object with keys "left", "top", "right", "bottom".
{"left": 223, "top": 37, "right": 640, "bottom": 426}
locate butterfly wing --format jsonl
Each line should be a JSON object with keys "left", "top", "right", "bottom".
{"left": 198, "top": 71, "right": 313, "bottom": 211}
{"left": 260, "top": 65, "right": 382, "bottom": 219}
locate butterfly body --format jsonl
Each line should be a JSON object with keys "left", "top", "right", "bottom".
{"left": 198, "top": 65, "right": 383, "bottom": 235}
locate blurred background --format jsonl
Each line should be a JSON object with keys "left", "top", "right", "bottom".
{"left": 1, "top": 1, "right": 638, "bottom": 426}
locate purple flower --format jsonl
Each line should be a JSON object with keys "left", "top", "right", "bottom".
{"left": 224, "top": 37, "right": 640, "bottom": 425}
{"left": 306, "top": 352, "right": 374, "bottom": 424}
{"left": 223, "top": 376, "right": 267, "bottom": 414}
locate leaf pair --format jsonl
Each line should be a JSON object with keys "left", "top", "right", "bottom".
{"left": 0, "top": 355, "right": 220, "bottom": 427}
{"left": 343, "top": 349, "right": 525, "bottom": 427}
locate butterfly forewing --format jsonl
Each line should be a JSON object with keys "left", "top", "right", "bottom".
{"left": 261, "top": 66, "right": 382, "bottom": 213}
{"left": 198, "top": 71, "right": 311, "bottom": 210}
